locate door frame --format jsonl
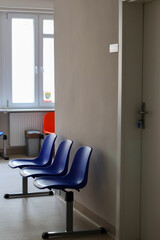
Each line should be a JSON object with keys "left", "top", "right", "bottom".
{"left": 116, "top": 1, "right": 123, "bottom": 239}
{"left": 116, "top": 1, "right": 144, "bottom": 239}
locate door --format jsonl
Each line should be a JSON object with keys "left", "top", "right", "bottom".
{"left": 117, "top": 1, "right": 160, "bottom": 240}
{"left": 141, "top": 1, "right": 160, "bottom": 239}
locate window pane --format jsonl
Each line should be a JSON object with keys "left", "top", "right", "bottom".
{"left": 43, "top": 20, "right": 54, "bottom": 34}
{"left": 43, "top": 38, "right": 54, "bottom": 103}
{"left": 12, "top": 18, "right": 35, "bottom": 103}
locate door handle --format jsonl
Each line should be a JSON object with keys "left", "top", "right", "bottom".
{"left": 138, "top": 102, "right": 148, "bottom": 129}
{"left": 139, "top": 111, "right": 148, "bottom": 115}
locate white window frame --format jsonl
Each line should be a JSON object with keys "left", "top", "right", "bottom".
{"left": 38, "top": 15, "right": 55, "bottom": 108}
{"left": 4, "top": 12, "right": 54, "bottom": 109}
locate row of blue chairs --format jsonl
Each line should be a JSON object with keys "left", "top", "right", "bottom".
{"left": 4, "top": 133, "right": 106, "bottom": 239}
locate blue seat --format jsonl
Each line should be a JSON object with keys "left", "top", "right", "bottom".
{"left": 20, "top": 139, "right": 73, "bottom": 178}
{"left": 33, "top": 146, "right": 106, "bottom": 239}
{"left": 8, "top": 133, "right": 57, "bottom": 169}
{"left": 34, "top": 146, "right": 92, "bottom": 191}
{"left": 0, "top": 131, "right": 9, "bottom": 160}
{"left": 4, "top": 133, "right": 57, "bottom": 199}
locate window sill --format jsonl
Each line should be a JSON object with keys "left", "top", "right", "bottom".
{"left": 0, "top": 108, "right": 55, "bottom": 113}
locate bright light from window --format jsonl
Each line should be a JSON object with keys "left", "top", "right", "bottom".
{"left": 43, "top": 20, "right": 54, "bottom": 34}
{"left": 43, "top": 38, "right": 54, "bottom": 103}
{"left": 12, "top": 18, "right": 35, "bottom": 103}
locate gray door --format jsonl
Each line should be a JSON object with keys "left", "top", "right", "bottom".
{"left": 141, "top": 1, "right": 160, "bottom": 240}
{"left": 118, "top": 1, "right": 160, "bottom": 240}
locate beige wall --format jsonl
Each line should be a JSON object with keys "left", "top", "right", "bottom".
{"left": 0, "top": 0, "right": 53, "bottom": 9}
{"left": 54, "top": 0, "right": 118, "bottom": 230}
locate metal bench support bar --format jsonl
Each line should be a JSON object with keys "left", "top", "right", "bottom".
{"left": 42, "top": 190, "right": 107, "bottom": 239}
{"left": 4, "top": 177, "right": 54, "bottom": 199}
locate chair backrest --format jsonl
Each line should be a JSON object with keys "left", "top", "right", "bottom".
{"left": 43, "top": 112, "right": 55, "bottom": 134}
{"left": 50, "top": 139, "right": 73, "bottom": 175}
{"left": 67, "top": 146, "right": 92, "bottom": 189}
{"left": 36, "top": 133, "right": 57, "bottom": 166}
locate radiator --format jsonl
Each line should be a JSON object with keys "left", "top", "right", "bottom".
{"left": 9, "top": 112, "right": 45, "bottom": 146}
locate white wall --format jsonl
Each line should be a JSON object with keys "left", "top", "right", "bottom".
{"left": 54, "top": 0, "right": 118, "bottom": 233}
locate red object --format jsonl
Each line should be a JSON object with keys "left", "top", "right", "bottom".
{"left": 43, "top": 112, "right": 55, "bottom": 134}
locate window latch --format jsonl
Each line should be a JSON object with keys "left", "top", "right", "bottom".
{"left": 35, "top": 66, "right": 38, "bottom": 74}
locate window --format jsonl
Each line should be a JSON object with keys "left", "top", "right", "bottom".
{"left": 4, "top": 13, "right": 54, "bottom": 109}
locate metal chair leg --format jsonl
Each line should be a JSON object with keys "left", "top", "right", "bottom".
{"left": 0, "top": 135, "right": 9, "bottom": 160}
{"left": 42, "top": 191, "right": 107, "bottom": 239}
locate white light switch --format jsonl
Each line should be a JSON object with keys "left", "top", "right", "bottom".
{"left": 109, "top": 44, "right": 119, "bottom": 53}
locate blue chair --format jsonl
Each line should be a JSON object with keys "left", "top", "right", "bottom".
{"left": 20, "top": 139, "right": 73, "bottom": 178}
{"left": 8, "top": 133, "right": 57, "bottom": 169}
{"left": 0, "top": 131, "right": 9, "bottom": 160}
{"left": 34, "top": 146, "right": 106, "bottom": 239}
{"left": 4, "top": 133, "right": 57, "bottom": 199}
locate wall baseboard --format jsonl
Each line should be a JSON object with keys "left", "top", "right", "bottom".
{"left": 0, "top": 146, "right": 26, "bottom": 155}
{"left": 55, "top": 192, "right": 115, "bottom": 238}
{"left": 74, "top": 200, "right": 115, "bottom": 238}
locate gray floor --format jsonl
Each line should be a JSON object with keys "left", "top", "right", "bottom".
{"left": 0, "top": 155, "right": 113, "bottom": 240}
